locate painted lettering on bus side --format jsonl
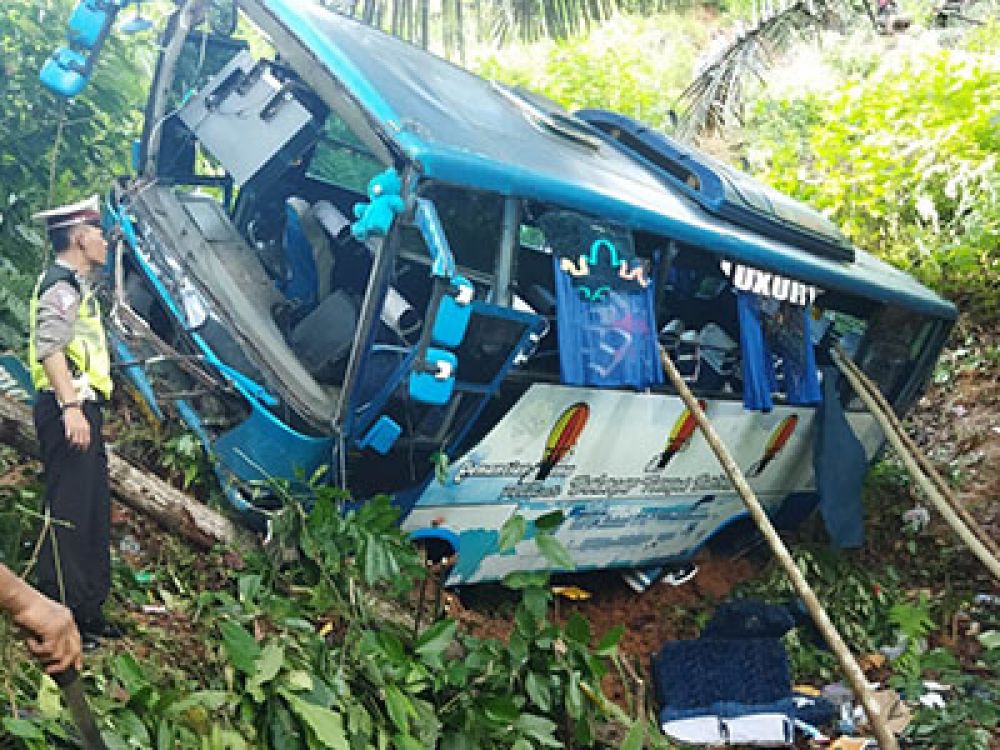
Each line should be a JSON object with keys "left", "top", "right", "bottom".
{"left": 719, "top": 260, "right": 819, "bottom": 306}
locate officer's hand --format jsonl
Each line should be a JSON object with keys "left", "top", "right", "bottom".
{"left": 63, "top": 406, "right": 91, "bottom": 450}
{"left": 11, "top": 586, "right": 83, "bottom": 674}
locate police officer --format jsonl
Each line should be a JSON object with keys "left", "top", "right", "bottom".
{"left": 29, "top": 195, "right": 120, "bottom": 650}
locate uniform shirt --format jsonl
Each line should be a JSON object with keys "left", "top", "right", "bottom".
{"left": 33, "top": 261, "right": 86, "bottom": 363}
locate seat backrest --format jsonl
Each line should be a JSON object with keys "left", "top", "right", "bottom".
{"left": 281, "top": 197, "right": 333, "bottom": 306}
{"left": 289, "top": 289, "right": 358, "bottom": 383}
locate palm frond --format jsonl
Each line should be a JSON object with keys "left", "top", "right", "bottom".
{"left": 672, "top": 0, "right": 861, "bottom": 141}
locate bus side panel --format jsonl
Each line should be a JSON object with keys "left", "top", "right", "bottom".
{"left": 401, "top": 384, "right": 884, "bottom": 583}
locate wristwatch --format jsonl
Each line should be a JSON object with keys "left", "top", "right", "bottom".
{"left": 61, "top": 399, "right": 83, "bottom": 412}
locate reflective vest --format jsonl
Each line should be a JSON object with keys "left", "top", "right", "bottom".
{"left": 28, "top": 265, "right": 113, "bottom": 400}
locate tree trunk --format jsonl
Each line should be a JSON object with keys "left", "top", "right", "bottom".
{"left": 0, "top": 395, "right": 254, "bottom": 551}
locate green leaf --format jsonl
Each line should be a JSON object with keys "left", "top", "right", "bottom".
{"left": 595, "top": 624, "right": 625, "bottom": 656}
{"left": 522, "top": 585, "right": 550, "bottom": 621}
{"left": 977, "top": 630, "right": 1000, "bottom": 651}
{"left": 280, "top": 690, "right": 349, "bottom": 750}
{"left": 384, "top": 685, "right": 412, "bottom": 733}
{"left": 484, "top": 696, "right": 519, "bottom": 724}
{"left": 238, "top": 574, "right": 262, "bottom": 604}
{"left": 248, "top": 644, "right": 285, "bottom": 701}
{"left": 499, "top": 514, "right": 527, "bottom": 552}
{"left": 564, "top": 611, "right": 590, "bottom": 644}
{"left": 533, "top": 510, "right": 565, "bottom": 532}
{"left": 535, "top": 533, "right": 575, "bottom": 570}
{"left": 392, "top": 734, "right": 424, "bottom": 750}
{"left": 283, "top": 670, "right": 314, "bottom": 692}
{"left": 112, "top": 652, "right": 149, "bottom": 695}
{"left": 415, "top": 620, "right": 457, "bottom": 665}
{"left": 566, "top": 672, "right": 583, "bottom": 719}
{"left": 166, "top": 690, "right": 232, "bottom": 718}
{"left": 513, "top": 713, "right": 562, "bottom": 747}
{"left": 219, "top": 620, "right": 261, "bottom": 674}
{"left": 156, "top": 719, "right": 174, "bottom": 750}
{"left": 503, "top": 570, "right": 550, "bottom": 590}
{"left": 620, "top": 719, "right": 646, "bottom": 750}
{"left": 1, "top": 718, "right": 42, "bottom": 739}
{"left": 525, "top": 672, "right": 552, "bottom": 712}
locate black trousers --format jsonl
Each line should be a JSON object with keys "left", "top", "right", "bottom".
{"left": 33, "top": 392, "right": 110, "bottom": 624}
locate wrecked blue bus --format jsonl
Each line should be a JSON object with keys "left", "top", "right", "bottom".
{"left": 39, "top": 0, "right": 956, "bottom": 584}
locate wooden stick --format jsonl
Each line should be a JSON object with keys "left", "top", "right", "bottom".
{"left": 832, "top": 349, "right": 1000, "bottom": 581}
{"left": 658, "top": 349, "right": 900, "bottom": 750}
{"left": 833, "top": 346, "right": 1000, "bottom": 558}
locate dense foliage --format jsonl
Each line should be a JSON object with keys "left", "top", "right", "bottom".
{"left": 1, "top": 473, "right": 653, "bottom": 749}
{"left": 0, "top": 0, "right": 149, "bottom": 349}
{"left": 749, "top": 25, "right": 1000, "bottom": 316}
{"left": 474, "top": 13, "right": 710, "bottom": 128}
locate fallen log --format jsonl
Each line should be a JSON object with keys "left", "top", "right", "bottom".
{"left": 0, "top": 394, "right": 255, "bottom": 551}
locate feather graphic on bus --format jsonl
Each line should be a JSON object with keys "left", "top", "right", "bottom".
{"left": 529, "top": 402, "right": 590, "bottom": 481}
{"left": 748, "top": 414, "right": 799, "bottom": 477}
{"left": 646, "top": 400, "right": 705, "bottom": 471}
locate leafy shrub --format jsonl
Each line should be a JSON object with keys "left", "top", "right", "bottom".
{"left": 2, "top": 487, "right": 651, "bottom": 749}
{"left": 749, "top": 37, "right": 1000, "bottom": 315}
{"left": 474, "top": 14, "right": 711, "bottom": 132}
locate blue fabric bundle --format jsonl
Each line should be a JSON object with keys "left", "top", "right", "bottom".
{"left": 701, "top": 599, "right": 796, "bottom": 640}
{"left": 278, "top": 200, "right": 318, "bottom": 309}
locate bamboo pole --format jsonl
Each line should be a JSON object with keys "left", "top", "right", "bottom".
{"left": 658, "top": 349, "right": 900, "bottom": 750}
{"left": 831, "top": 349, "right": 1000, "bottom": 581}
{"left": 833, "top": 346, "right": 1000, "bottom": 559}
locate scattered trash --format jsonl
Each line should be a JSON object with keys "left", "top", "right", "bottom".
{"left": 133, "top": 570, "right": 155, "bottom": 585}
{"left": 973, "top": 593, "right": 1000, "bottom": 607}
{"left": 820, "top": 683, "right": 854, "bottom": 710}
{"left": 922, "top": 680, "right": 952, "bottom": 693}
{"left": 901, "top": 506, "right": 931, "bottom": 532}
{"left": 862, "top": 689, "right": 911, "bottom": 735}
{"left": 119, "top": 533, "right": 141, "bottom": 555}
{"left": 878, "top": 637, "right": 908, "bottom": 661}
{"left": 829, "top": 738, "right": 876, "bottom": 750}
{"left": 141, "top": 604, "right": 167, "bottom": 615}
{"left": 662, "top": 562, "right": 699, "bottom": 586}
{"left": 856, "top": 652, "right": 886, "bottom": 672}
{"left": 919, "top": 691, "right": 946, "bottom": 709}
{"left": 622, "top": 562, "right": 698, "bottom": 592}
{"left": 551, "top": 585, "right": 592, "bottom": 601}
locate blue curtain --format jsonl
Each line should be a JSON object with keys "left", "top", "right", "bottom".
{"left": 770, "top": 305, "right": 821, "bottom": 406}
{"left": 737, "top": 292, "right": 821, "bottom": 411}
{"left": 737, "top": 292, "right": 778, "bottom": 411}
{"left": 553, "top": 256, "right": 663, "bottom": 389}
{"left": 813, "top": 367, "right": 866, "bottom": 548}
